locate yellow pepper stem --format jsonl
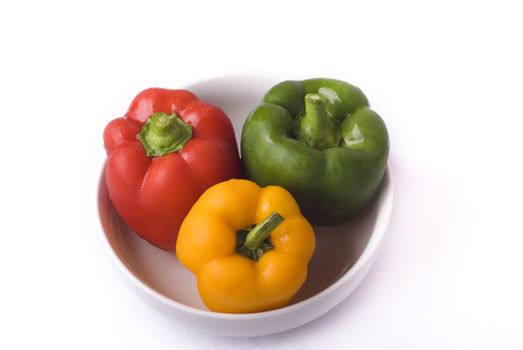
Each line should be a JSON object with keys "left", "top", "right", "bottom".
{"left": 245, "top": 212, "right": 284, "bottom": 250}
{"left": 237, "top": 212, "right": 284, "bottom": 261}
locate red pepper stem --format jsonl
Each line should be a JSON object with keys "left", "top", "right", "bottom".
{"left": 244, "top": 212, "right": 285, "bottom": 251}
{"left": 138, "top": 112, "right": 192, "bottom": 157}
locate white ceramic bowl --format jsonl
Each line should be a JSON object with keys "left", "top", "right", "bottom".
{"left": 96, "top": 75, "right": 393, "bottom": 337}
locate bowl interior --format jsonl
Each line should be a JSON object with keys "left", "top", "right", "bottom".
{"left": 98, "top": 75, "right": 383, "bottom": 311}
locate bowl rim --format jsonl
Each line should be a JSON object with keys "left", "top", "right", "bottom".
{"left": 95, "top": 74, "right": 394, "bottom": 320}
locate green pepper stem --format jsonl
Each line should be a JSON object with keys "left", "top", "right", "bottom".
{"left": 294, "top": 93, "right": 340, "bottom": 150}
{"left": 244, "top": 212, "right": 285, "bottom": 251}
{"left": 138, "top": 112, "right": 192, "bottom": 157}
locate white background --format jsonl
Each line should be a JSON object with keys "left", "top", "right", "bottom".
{"left": 1, "top": 0, "right": 522, "bottom": 349}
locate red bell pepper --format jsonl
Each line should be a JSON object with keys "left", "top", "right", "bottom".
{"left": 103, "top": 88, "right": 242, "bottom": 251}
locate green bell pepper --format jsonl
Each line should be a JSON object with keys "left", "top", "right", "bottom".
{"left": 241, "top": 78, "right": 389, "bottom": 226}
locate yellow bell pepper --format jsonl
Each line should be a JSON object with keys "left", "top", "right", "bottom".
{"left": 176, "top": 179, "right": 316, "bottom": 313}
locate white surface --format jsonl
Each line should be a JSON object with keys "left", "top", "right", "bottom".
{"left": 1, "top": 0, "right": 522, "bottom": 349}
